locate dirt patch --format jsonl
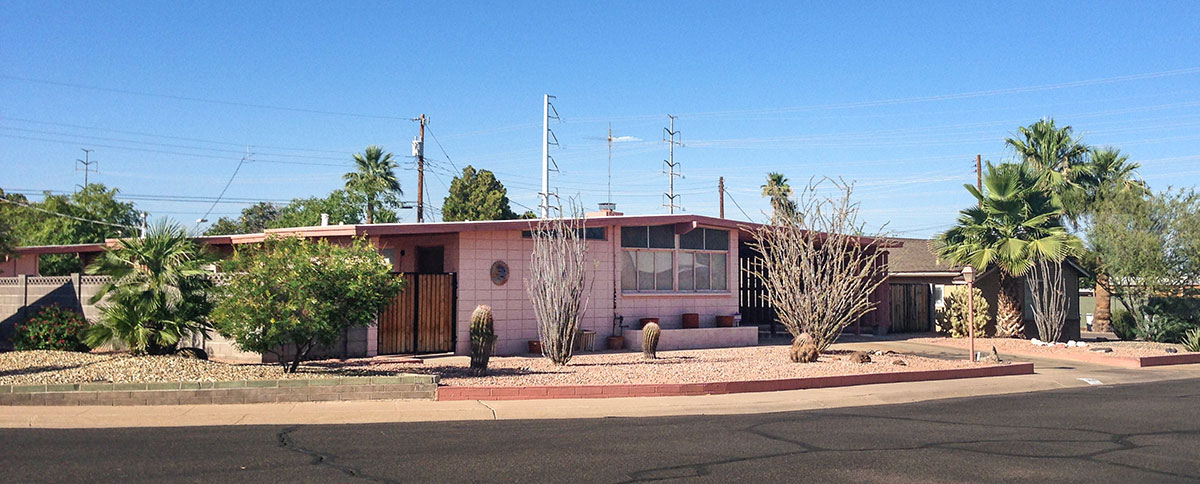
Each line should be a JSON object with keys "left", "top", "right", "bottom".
{"left": 368, "top": 345, "right": 990, "bottom": 387}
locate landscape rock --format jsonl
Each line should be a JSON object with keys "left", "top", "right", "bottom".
{"left": 848, "top": 351, "right": 872, "bottom": 364}
{"left": 1090, "top": 347, "right": 1114, "bottom": 353}
{"left": 175, "top": 347, "right": 209, "bottom": 360}
{"left": 1166, "top": 348, "right": 1179, "bottom": 354}
{"left": 891, "top": 359, "right": 907, "bottom": 366}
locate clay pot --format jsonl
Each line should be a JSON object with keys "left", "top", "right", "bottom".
{"left": 606, "top": 335, "right": 625, "bottom": 350}
{"left": 528, "top": 340, "right": 543, "bottom": 354}
{"left": 682, "top": 313, "right": 700, "bottom": 329}
{"left": 716, "top": 315, "right": 736, "bottom": 327}
{"left": 639, "top": 317, "right": 660, "bottom": 329}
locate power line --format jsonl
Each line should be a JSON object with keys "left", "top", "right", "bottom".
{"left": 0, "top": 133, "right": 347, "bottom": 167}
{"left": 725, "top": 192, "right": 755, "bottom": 223}
{"left": 0, "top": 196, "right": 138, "bottom": 230}
{"left": 0, "top": 126, "right": 348, "bottom": 162}
{"left": 1, "top": 74, "right": 411, "bottom": 121}
{"left": 197, "top": 148, "right": 253, "bottom": 227}
{"left": 423, "top": 125, "right": 459, "bottom": 174}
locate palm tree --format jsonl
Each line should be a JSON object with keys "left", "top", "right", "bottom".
{"left": 1075, "top": 147, "right": 1145, "bottom": 332}
{"left": 1005, "top": 118, "right": 1089, "bottom": 194}
{"left": 761, "top": 172, "right": 795, "bottom": 222}
{"left": 84, "top": 220, "right": 216, "bottom": 355}
{"left": 344, "top": 146, "right": 402, "bottom": 224}
{"left": 935, "top": 162, "right": 1082, "bottom": 338}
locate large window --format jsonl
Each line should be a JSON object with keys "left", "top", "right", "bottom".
{"left": 621, "top": 225, "right": 729, "bottom": 292}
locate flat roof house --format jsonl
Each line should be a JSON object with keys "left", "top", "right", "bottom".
{"left": 2, "top": 212, "right": 896, "bottom": 360}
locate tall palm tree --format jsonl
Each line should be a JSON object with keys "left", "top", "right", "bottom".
{"left": 84, "top": 220, "right": 216, "bottom": 354}
{"left": 935, "top": 162, "right": 1082, "bottom": 338}
{"left": 344, "top": 146, "right": 402, "bottom": 224}
{"left": 1075, "top": 147, "right": 1145, "bottom": 332}
{"left": 761, "top": 172, "right": 795, "bottom": 222}
{"left": 1005, "top": 118, "right": 1090, "bottom": 194}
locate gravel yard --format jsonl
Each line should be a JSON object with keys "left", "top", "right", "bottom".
{"left": 0, "top": 350, "right": 403, "bottom": 385}
{"left": 912, "top": 336, "right": 1189, "bottom": 359}
{"left": 393, "top": 345, "right": 988, "bottom": 387}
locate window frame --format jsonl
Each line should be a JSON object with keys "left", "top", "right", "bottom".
{"left": 619, "top": 225, "right": 732, "bottom": 295}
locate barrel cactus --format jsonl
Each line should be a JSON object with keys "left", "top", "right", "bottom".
{"left": 642, "top": 322, "right": 661, "bottom": 359}
{"left": 469, "top": 305, "right": 496, "bottom": 374}
{"left": 790, "top": 332, "right": 818, "bottom": 363}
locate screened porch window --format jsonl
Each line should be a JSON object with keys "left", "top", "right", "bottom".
{"left": 621, "top": 225, "right": 729, "bottom": 293}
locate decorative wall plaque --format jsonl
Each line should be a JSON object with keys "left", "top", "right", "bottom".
{"left": 490, "top": 260, "right": 509, "bottom": 286}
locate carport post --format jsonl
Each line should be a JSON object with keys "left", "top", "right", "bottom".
{"left": 962, "top": 266, "right": 976, "bottom": 362}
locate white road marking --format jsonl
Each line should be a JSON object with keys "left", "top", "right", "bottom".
{"left": 1078, "top": 378, "right": 1104, "bottom": 385}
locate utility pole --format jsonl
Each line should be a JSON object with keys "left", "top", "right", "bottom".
{"left": 663, "top": 115, "right": 682, "bottom": 214}
{"left": 976, "top": 154, "right": 983, "bottom": 208}
{"left": 540, "top": 94, "right": 559, "bottom": 218}
{"left": 718, "top": 176, "right": 725, "bottom": 219}
{"left": 140, "top": 212, "right": 148, "bottom": 238}
{"left": 412, "top": 114, "right": 427, "bottom": 223}
{"left": 76, "top": 148, "right": 97, "bottom": 188}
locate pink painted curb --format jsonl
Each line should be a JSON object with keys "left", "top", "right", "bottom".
{"left": 436, "top": 362, "right": 1035, "bottom": 401}
{"left": 921, "top": 340, "right": 1200, "bottom": 368}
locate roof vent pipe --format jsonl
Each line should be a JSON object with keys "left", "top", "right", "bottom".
{"left": 320, "top": 213, "right": 329, "bottom": 226}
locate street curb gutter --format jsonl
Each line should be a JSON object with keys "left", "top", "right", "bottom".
{"left": 0, "top": 375, "right": 438, "bottom": 406}
{"left": 438, "top": 362, "right": 1035, "bottom": 401}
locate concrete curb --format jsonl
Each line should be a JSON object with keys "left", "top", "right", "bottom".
{"left": 438, "top": 362, "right": 1035, "bottom": 401}
{"left": 0, "top": 374, "right": 439, "bottom": 406}
{"left": 920, "top": 340, "right": 1200, "bottom": 368}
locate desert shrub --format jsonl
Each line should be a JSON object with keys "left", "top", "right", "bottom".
{"left": 213, "top": 235, "right": 404, "bottom": 372}
{"left": 1137, "top": 297, "right": 1200, "bottom": 343}
{"left": 1111, "top": 310, "right": 1138, "bottom": 341}
{"left": 12, "top": 305, "right": 91, "bottom": 352}
{"left": 1183, "top": 328, "right": 1200, "bottom": 353}
{"left": 936, "top": 285, "right": 990, "bottom": 338}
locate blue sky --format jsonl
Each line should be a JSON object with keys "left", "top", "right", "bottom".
{"left": 3, "top": 1, "right": 1199, "bottom": 237}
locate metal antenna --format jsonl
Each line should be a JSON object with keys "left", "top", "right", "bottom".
{"left": 75, "top": 148, "right": 97, "bottom": 190}
{"left": 540, "top": 94, "right": 560, "bottom": 218}
{"left": 662, "top": 115, "right": 683, "bottom": 214}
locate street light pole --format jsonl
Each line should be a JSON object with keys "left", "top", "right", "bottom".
{"left": 963, "top": 265, "right": 976, "bottom": 362}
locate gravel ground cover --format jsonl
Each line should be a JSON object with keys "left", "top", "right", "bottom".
{"left": 912, "top": 337, "right": 1188, "bottom": 359}
{"left": 379, "top": 345, "right": 989, "bottom": 387}
{"left": 0, "top": 351, "right": 405, "bottom": 385}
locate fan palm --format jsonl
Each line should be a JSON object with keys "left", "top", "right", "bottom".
{"left": 761, "top": 172, "right": 796, "bottom": 222}
{"left": 84, "top": 220, "right": 215, "bottom": 354}
{"left": 344, "top": 146, "right": 402, "bottom": 224}
{"left": 1075, "top": 147, "right": 1145, "bottom": 332}
{"left": 935, "top": 162, "right": 1082, "bottom": 338}
{"left": 1005, "top": 118, "right": 1089, "bottom": 195}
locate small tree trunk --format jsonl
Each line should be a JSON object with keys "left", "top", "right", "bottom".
{"left": 366, "top": 198, "right": 375, "bottom": 225}
{"left": 996, "top": 272, "right": 1025, "bottom": 338}
{"left": 1093, "top": 274, "right": 1112, "bottom": 332}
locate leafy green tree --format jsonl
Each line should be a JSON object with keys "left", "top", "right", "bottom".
{"left": 442, "top": 165, "right": 520, "bottom": 221}
{"left": 1088, "top": 186, "right": 1200, "bottom": 327}
{"left": 213, "top": 236, "right": 404, "bottom": 372}
{"left": 935, "top": 162, "right": 1081, "bottom": 338}
{"left": 4, "top": 185, "right": 141, "bottom": 275}
{"left": 761, "top": 172, "right": 795, "bottom": 222}
{"left": 84, "top": 220, "right": 216, "bottom": 355}
{"left": 203, "top": 202, "right": 280, "bottom": 236}
{"left": 270, "top": 190, "right": 360, "bottom": 228}
{"left": 344, "top": 146, "right": 402, "bottom": 224}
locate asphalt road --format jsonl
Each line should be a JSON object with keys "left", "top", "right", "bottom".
{"left": 3, "top": 378, "right": 1199, "bottom": 483}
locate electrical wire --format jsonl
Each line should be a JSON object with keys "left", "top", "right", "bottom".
{"left": 724, "top": 192, "right": 756, "bottom": 223}
{"left": 0, "top": 197, "right": 138, "bottom": 230}
{"left": 196, "top": 151, "right": 252, "bottom": 227}
{"left": 423, "top": 126, "right": 460, "bottom": 173}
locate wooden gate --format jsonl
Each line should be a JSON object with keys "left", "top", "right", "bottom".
{"left": 739, "top": 256, "right": 778, "bottom": 334}
{"left": 378, "top": 273, "right": 456, "bottom": 354}
{"left": 889, "top": 283, "right": 931, "bottom": 333}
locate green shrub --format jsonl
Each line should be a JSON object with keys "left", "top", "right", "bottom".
{"left": 12, "top": 305, "right": 91, "bottom": 352}
{"left": 936, "top": 285, "right": 990, "bottom": 338}
{"left": 1183, "top": 328, "right": 1200, "bottom": 353}
{"left": 213, "top": 235, "right": 404, "bottom": 372}
{"left": 1111, "top": 310, "right": 1138, "bottom": 341}
{"left": 1138, "top": 297, "right": 1200, "bottom": 343}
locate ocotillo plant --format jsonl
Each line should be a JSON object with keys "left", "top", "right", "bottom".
{"left": 469, "top": 305, "right": 495, "bottom": 374}
{"left": 642, "top": 322, "right": 661, "bottom": 359}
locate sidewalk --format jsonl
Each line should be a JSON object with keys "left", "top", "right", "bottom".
{"left": 4, "top": 340, "right": 1197, "bottom": 429}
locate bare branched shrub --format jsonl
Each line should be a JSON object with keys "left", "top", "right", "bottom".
{"left": 747, "top": 177, "right": 890, "bottom": 353}
{"left": 525, "top": 206, "right": 589, "bottom": 366}
{"left": 1027, "top": 257, "right": 1068, "bottom": 342}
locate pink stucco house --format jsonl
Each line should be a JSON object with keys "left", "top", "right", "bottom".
{"left": 3, "top": 211, "right": 894, "bottom": 360}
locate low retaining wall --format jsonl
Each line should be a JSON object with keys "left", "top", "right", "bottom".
{"left": 920, "top": 340, "right": 1200, "bottom": 368}
{"left": 438, "top": 362, "right": 1035, "bottom": 401}
{"left": 623, "top": 326, "right": 759, "bottom": 351}
{"left": 0, "top": 375, "right": 438, "bottom": 406}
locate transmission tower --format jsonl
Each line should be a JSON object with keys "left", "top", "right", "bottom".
{"left": 75, "top": 148, "right": 98, "bottom": 189}
{"left": 662, "top": 115, "right": 683, "bottom": 213}
{"left": 539, "top": 94, "right": 560, "bottom": 218}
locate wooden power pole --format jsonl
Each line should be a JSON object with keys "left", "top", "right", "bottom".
{"left": 718, "top": 176, "right": 725, "bottom": 218}
{"left": 976, "top": 154, "right": 983, "bottom": 208}
{"left": 416, "top": 114, "right": 427, "bottom": 223}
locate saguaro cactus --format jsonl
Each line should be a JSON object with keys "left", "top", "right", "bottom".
{"left": 470, "top": 305, "right": 495, "bottom": 374}
{"left": 642, "top": 322, "right": 661, "bottom": 359}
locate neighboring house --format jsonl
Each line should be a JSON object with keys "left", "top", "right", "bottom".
{"left": 4, "top": 211, "right": 895, "bottom": 359}
{"left": 886, "top": 237, "right": 1087, "bottom": 341}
